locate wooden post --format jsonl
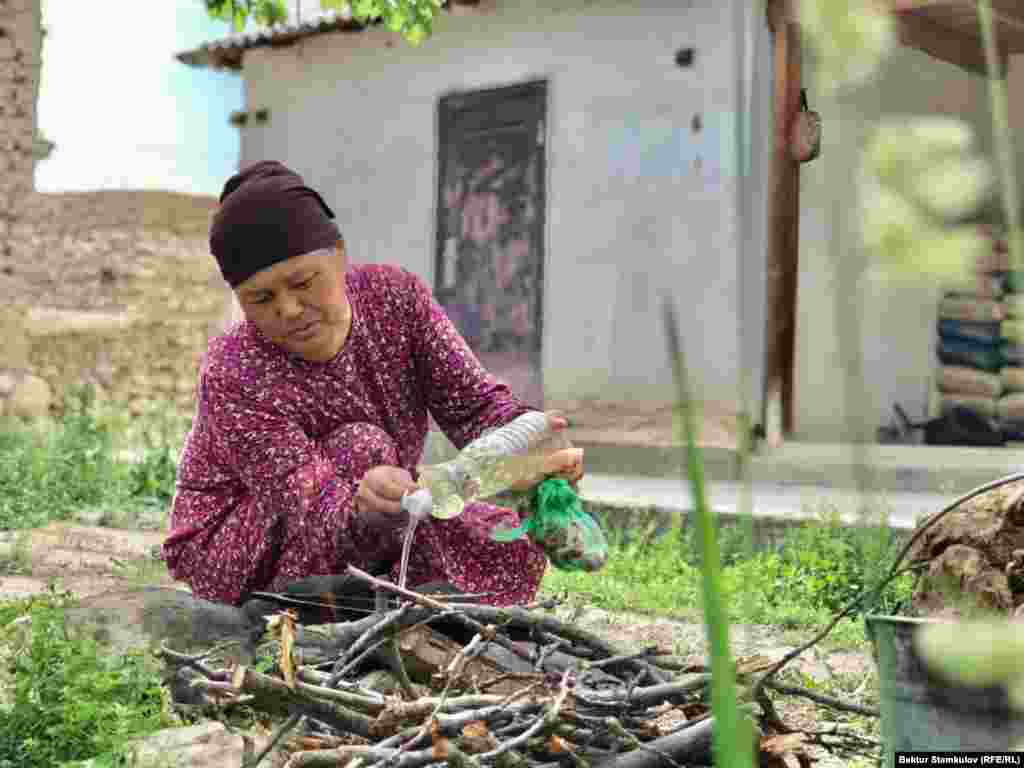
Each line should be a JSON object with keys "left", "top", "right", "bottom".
{"left": 763, "top": 0, "right": 802, "bottom": 445}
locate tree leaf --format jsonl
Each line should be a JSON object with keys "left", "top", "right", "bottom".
{"left": 906, "top": 228, "right": 987, "bottom": 280}
{"left": 349, "top": 0, "right": 378, "bottom": 20}
{"left": 916, "top": 620, "right": 1024, "bottom": 688}
{"left": 406, "top": 23, "right": 428, "bottom": 45}
{"left": 911, "top": 156, "right": 994, "bottom": 220}
{"left": 385, "top": 12, "right": 406, "bottom": 32}
{"left": 254, "top": 0, "right": 288, "bottom": 26}
{"left": 860, "top": 184, "right": 930, "bottom": 262}
{"left": 799, "top": 0, "right": 895, "bottom": 93}
{"left": 866, "top": 118, "right": 976, "bottom": 190}
{"left": 1009, "top": 674, "right": 1024, "bottom": 713}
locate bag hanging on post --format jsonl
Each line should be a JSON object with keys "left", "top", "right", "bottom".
{"left": 791, "top": 89, "right": 822, "bottom": 164}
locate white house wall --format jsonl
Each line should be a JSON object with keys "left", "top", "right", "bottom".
{"left": 237, "top": 0, "right": 766, "bottom": 409}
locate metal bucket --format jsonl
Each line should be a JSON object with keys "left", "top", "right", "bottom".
{"left": 866, "top": 615, "right": 1024, "bottom": 765}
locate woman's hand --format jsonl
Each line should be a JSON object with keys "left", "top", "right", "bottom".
{"left": 509, "top": 411, "right": 585, "bottom": 492}
{"left": 355, "top": 465, "right": 418, "bottom": 532}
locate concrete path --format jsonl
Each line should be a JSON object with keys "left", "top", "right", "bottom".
{"left": 578, "top": 438, "right": 1024, "bottom": 495}
{"left": 579, "top": 472, "right": 960, "bottom": 531}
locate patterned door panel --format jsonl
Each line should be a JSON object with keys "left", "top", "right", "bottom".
{"left": 435, "top": 81, "right": 547, "bottom": 409}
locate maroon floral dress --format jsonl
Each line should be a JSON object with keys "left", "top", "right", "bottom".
{"left": 163, "top": 264, "right": 548, "bottom": 607}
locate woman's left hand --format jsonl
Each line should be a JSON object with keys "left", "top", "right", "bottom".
{"left": 547, "top": 411, "right": 584, "bottom": 488}
{"left": 508, "top": 410, "right": 584, "bottom": 492}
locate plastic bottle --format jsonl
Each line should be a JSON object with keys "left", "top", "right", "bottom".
{"left": 406, "top": 411, "right": 573, "bottom": 520}
{"left": 395, "top": 412, "right": 574, "bottom": 589}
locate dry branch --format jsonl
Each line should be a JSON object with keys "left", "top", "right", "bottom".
{"left": 594, "top": 718, "right": 715, "bottom": 768}
{"left": 148, "top": 575, "right": 879, "bottom": 768}
{"left": 763, "top": 681, "right": 879, "bottom": 718}
{"left": 230, "top": 665, "right": 376, "bottom": 737}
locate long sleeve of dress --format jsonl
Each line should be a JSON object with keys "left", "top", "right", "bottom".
{"left": 168, "top": 371, "right": 399, "bottom": 603}
{"left": 403, "top": 268, "right": 534, "bottom": 449}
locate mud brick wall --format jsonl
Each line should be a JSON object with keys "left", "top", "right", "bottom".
{"left": 0, "top": 0, "right": 42, "bottom": 219}
{"left": 0, "top": 191, "right": 234, "bottom": 420}
{"left": 0, "top": 4, "right": 234, "bottom": 421}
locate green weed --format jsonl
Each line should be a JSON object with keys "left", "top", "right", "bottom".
{"left": 0, "top": 386, "right": 182, "bottom": 532}
{"left": 0, "top": 532, "right": 33, "bottom": 576}
{"left": 541, "top": 508, "right": 915, "bottom": 647}
{"left": 0, "top": 588, "right": 178, "bottom": 768}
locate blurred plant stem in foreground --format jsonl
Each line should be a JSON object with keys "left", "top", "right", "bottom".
{"left": 918, "top": 0, "right": 1024, "bottom": 749}
{"left": 802, "top": 0, "right": 896, "bottom": 498}
{"left": 664, "top": 300, "right": 755, "bottom": 768}
{"left": 978, "top": 0, "right": 1024, "bottom": 273}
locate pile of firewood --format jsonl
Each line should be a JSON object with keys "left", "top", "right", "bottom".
{"left": 156, "top": 567, "right": 877, "bottom": 768}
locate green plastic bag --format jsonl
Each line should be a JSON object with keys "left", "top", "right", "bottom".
{"left": 491, "top": 478, "right": 609, "bottom": 572}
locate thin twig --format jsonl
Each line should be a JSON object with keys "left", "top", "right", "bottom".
{"left": 764, "top": 681, "right": 878, "bottom": 718}
{"left": 285, "top": 744, "right": 436, "bottom": 768}
{"left": 575, "top": 678, "right": 711, "bottom": 710}
{"left": 604, "top": 717, "right": 685, "bottom": 768}
{"left": 890, "top": 472, "right": 1024, "bottom": 584}
{"left": 298, "top": 668, "right": 387, "bottom": 704}
{"left": 329, "top": 603, "right": 413, "bottom": 684}
{"left": 386, "top": 632, "right": 418, "bottom": 699}
{"left": 346, "top": 568, "right": 536, "bottom": 665}
{"left": 752, "top": 560, "right": 929, "bottom": 699}
{"left": 586, "top": 647, "right": 667, "bottom": 670}
{"left": 233, "top": 665, "right": 376, "bottom": 737}
{"left": 244, "top": 713, "right": 302, "bottom": 768}
{"left": 324, "top": 608, "right": 482, "bottom": 691}
{"left": 477, "top": 672, "right": 545, "bottom": 692}
{"left": 477, "top": 669, "right": 573, "bottom": 763}
{"left": 534, "top": 638, "right": 569, "bottom": 672}
{"left": 347, "top": 565, "right": 452, "bottom": 611}
{"left": 387, "top": 632, "right": 490, "bottom": 760}
{"left": 157, "top": 641, "right": 227, "bottom": 681}
{"left": 445, "top": 603, "right": 659, "bottom": 674}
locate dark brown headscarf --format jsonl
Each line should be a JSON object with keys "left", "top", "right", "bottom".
{"left": 210, "top": 161, "right": 341, "bottom": 287}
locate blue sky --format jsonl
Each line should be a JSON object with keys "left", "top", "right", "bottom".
{"left": 35, "top": 0, "right": 243, "bottom": 197}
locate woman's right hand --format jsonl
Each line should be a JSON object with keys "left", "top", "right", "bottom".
{"left": 355, "top": 465, "right": 418, "bottom": 532}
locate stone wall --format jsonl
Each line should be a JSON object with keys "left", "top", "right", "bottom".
{"left": 0, "top": 190, "right": 232, "bottom": 420}
{"left": 0, "top": 0, "right": 43, "bottom": 219}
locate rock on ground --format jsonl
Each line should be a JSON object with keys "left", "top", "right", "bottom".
{"left": 80, "top": 721, "right": 278, "bottom": 768}
{"left": 6, "top": 372, "right": 52, "bottom": 419}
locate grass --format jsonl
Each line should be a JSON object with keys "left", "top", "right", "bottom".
{"left": 541, "top": 508, "right": 915, "bottom": 651}
{"left": 0, "top": 532, "right": 34, "bottom": 577}
{"left": 0, "top": 588, "right": 180, "bottom": 768}
{"left": 0, "top": 391, "right": 186, "bottom": 766}
{"left": 0, "top": 385, "right": 184, "bottom": 532}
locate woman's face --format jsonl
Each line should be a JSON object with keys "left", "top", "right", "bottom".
{"left": 234, "top": 242, "right": 351, "bottom": 362}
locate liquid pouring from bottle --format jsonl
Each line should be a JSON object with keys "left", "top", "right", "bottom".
{"left": 396, "top": 411, "right": 573, "bottom": 589}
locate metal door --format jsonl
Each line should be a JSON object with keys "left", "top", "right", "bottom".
{"left": 434, "top": 80, "right": 547, "bottom": 408}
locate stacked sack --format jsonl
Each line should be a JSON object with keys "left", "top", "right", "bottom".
{"left": 999, "top": 242, "right": 1024, "bottom": 440}
{"left": 935, "top": 227, "right": 1007, "bottom": 427}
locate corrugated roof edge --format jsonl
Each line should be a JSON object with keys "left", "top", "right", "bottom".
{"left": 174, "top": 8, "right": 369, "bottom": 71}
